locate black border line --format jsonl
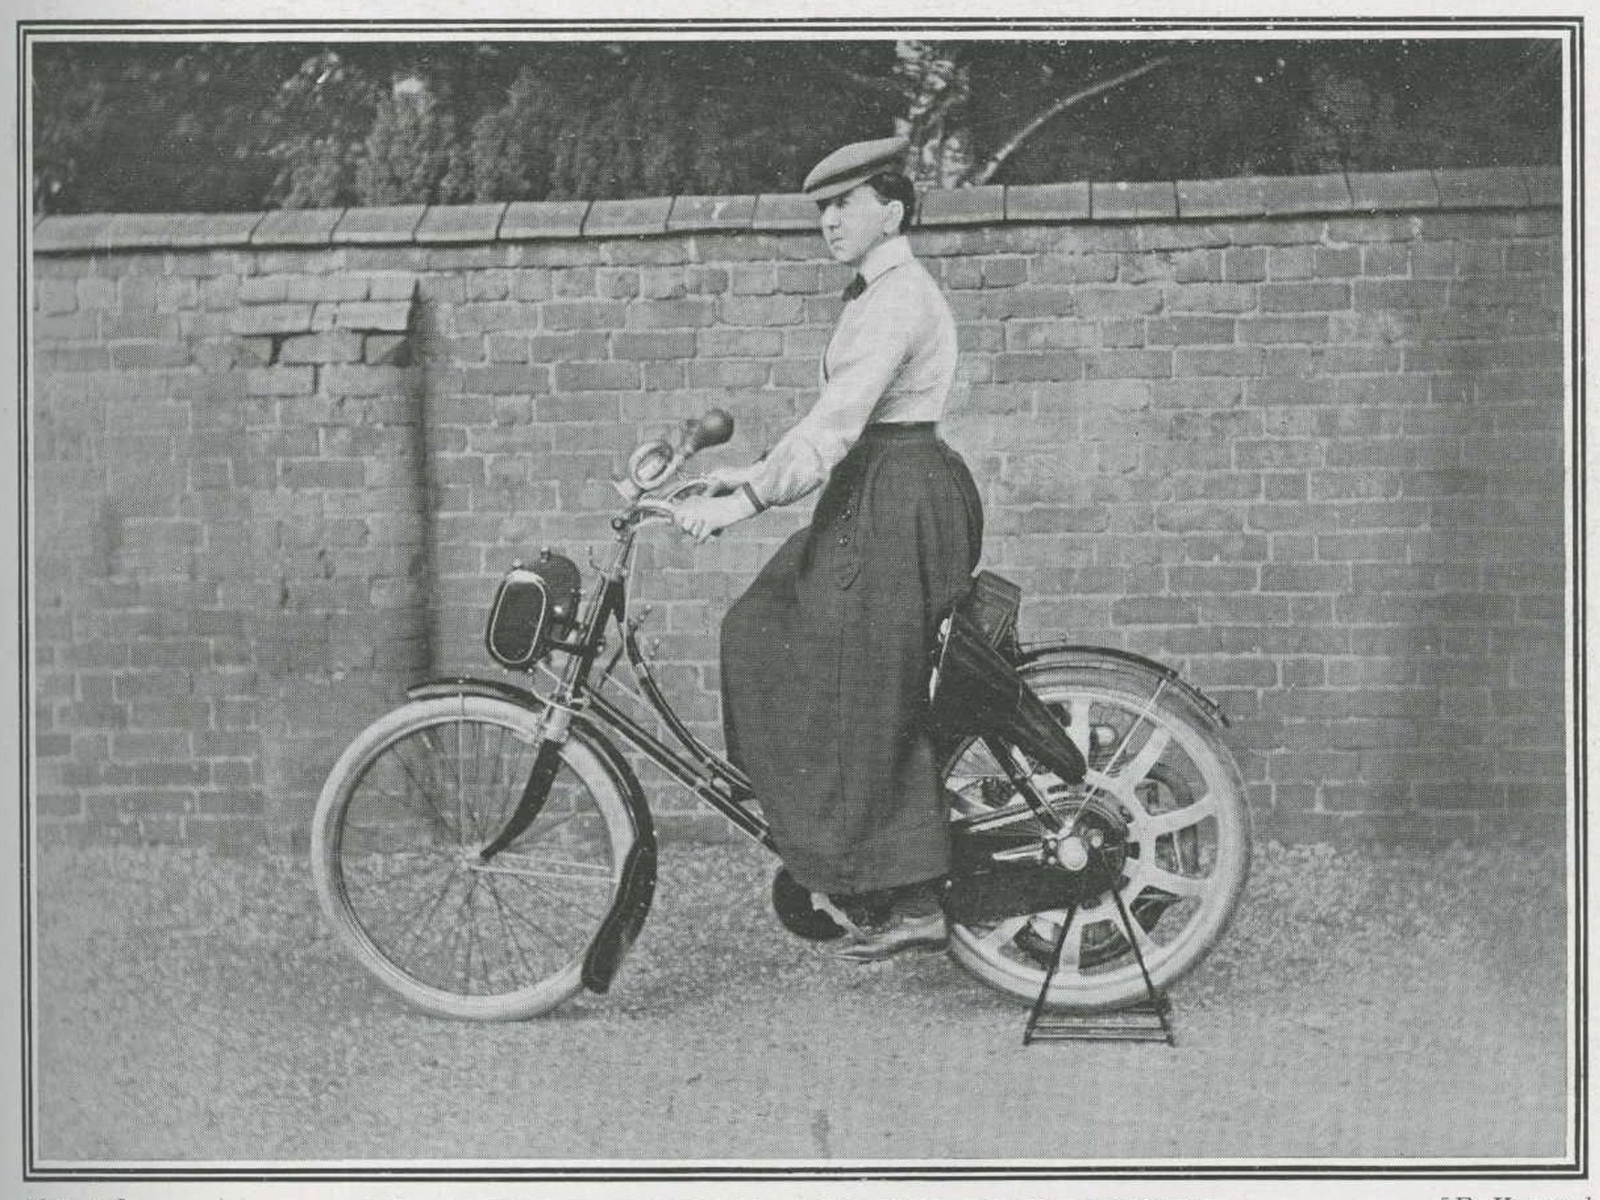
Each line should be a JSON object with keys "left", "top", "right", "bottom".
{"left": 11, "top": 17, "right": 1591, "bottom": 33}
{"left": 1569, "top": 16, "right": 1588, "bottom": 1181}
{"left": 16, "top": 14, "right": 31, "bottom": 1189}
{"left": 15, "top": 13, "right": 1588, "bottom": 1186}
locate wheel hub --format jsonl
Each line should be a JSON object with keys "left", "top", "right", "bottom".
{"left": 1052, "top": 835, "right": 1090, "bottom": 871}
{"left": 1050, "top": 800, "right": 1130, "bottom": 898}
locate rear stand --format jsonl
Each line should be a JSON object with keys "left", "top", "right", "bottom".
{"left": 1022, "top": 883, "right": 1177, "bottom": 1047}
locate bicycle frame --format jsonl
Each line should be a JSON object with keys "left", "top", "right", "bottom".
{"left": 318, "top": 411, "right": 1249, "bottom": 1020}
{"left": 577, "top": 535, "right": 775, "bottom": 853}
{"left": 464, "top": 508, "right": 778, "bottom": 859}
{"left": 401, "top": 510, "right": 782, "bottom": 994}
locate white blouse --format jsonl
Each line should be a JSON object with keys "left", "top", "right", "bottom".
{"left": 746, "top": 236, "right": 958, "bottom": 508}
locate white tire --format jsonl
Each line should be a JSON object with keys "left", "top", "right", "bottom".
{"left": 311, "top": 695, "right": 633, "bottom": 1020}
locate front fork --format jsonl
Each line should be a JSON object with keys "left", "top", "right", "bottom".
{"left": 476, "top": 703, "right": 573, "bottom": 863}
{"left": 477, "top": 527, "right": 634, "bottom": 864}
{"left": 472, "top": 530, "right": 657, "bottom": 994}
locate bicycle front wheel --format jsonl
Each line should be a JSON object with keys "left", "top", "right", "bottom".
{"left": 311, "top": 694, "right": 634, "bottom": 1020}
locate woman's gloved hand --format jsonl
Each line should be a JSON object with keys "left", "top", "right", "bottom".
{"left": 672, "top": 490, "right": 758, "bottom": 543}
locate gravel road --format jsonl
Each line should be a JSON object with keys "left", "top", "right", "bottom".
{"left": 32, "top": 835, "right": 1568, "bottom": 1165}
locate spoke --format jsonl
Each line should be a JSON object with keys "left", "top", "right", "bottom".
{"left": 951, "top": 739, "right": 1005, "bottom": 781}
{"left": 419, "top": 727, "right": 454, "bottom": 794}
{"left": 482, "top": 873, "right": 538, "bottom": 981}
{"left": 389, "top": 737, "right": 460, "bottom": 841}
{"left": 490, "top": 868, "right": 611, "bottom": 927}
{"left": 1064, "top": 697, "right": 1094, "bottom": 758}
{"left": 977, "top": 914, "right": 1031, "bottom": 951}
{"left": 945, "top": 773, "right": 1008, "bottom": 819}
{"left": 441, "top": 869, "right": 482, "bottom": 990}
{"left": 460, "top": 724, "right": 487, "bottom": 847}
{"left": 1116, "top": 726, "right": 1172, "bottom": 793}
{"left": 466, "top": 722, "right": 505, "bottom": 841}
{"left": 455, "top": 719, "right": 468, "bottom": 846}
{"left": 345, "top": 848, "right": 457, "bottom": 888}
{"left": 945, "top": 772, "right": 991, "bottom": 798}
{"left": 484, "top": 883, "right": 587, "bottom": 955}
{"left": 463, "top": 874, "right": 489, "bottom": 995}
{"left": 486, "top": 727, "right": 530, "bottom": 834}
{"left": 392, "top": 861, "right": 465, "bottom": 966}
{"left": 476, "top": 854, "right": 615, "bottom": 884}
{"left": 457, "top": 875, "right": 478, "bottom": 995}
{"left": 491, "top": 724, "right": 518, "bottom": 821}
{"left": 1077, "top": 770, "right": 1129, "bottom": 817}
{"left": 418, "top": 726, "right": 468, "bottom": 845}
{"left": 1111, "top": 899, "right": 1160, "bottom": 954}
{"left": 1138, "top": 863, "right": 1208, "bottom": 897}
{"left": 1142, "top": 793, "right": 1218, "bottom": 839}
{"left": 1039, "top": 907, "right": 1093, "bottom": 971}
{"left": 371, "top": 857, "right": 460, "bottom": 927}
{"left": 339, "top": 793, "right": 459, "bottom": 852}
{"left": 1059, "top": 910, "right": 1090, "bottom": 969}
{"left": 490, "top": 793, "right": 582, "bottom": 848}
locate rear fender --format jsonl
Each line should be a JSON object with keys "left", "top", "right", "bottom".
{"left": 405, "top": 675, "right": 656, "bottom": 995}
{"left": 1015, "top": 644, "right": 1232, "bottom": 733}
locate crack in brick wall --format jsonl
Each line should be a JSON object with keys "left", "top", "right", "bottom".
{"left": 30, "top": 170, "right": 1567, "bottom": 850}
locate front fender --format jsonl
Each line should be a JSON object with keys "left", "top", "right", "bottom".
{"left": 405, "top": 675, "right": 656, "bottom": 996}
{"left": 1015, "top": 644, "right": 1232, "bottom": 732}
{"left": 408, "top": 675, "right": 546, "bottom": 708}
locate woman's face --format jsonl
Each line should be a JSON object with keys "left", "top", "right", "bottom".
{"left": 817, "top": 184, "right": 901, "bottom": 266}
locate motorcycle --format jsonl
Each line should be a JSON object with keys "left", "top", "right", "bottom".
{"left": 310, "top": 410, "right": 1251, "bottom": 1032}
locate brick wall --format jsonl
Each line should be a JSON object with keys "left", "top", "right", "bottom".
{"left": 30, "top": 166, "right": 1568, "bottom": 850}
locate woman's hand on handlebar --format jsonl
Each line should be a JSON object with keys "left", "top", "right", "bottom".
{"left": 672, "top": 490, "right": 757, "bottom": 543}
{"left": 698, "top": 462, "right": 755, "bottom": 497}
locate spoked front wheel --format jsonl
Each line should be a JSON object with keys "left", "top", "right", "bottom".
{"left": 311, "top": 695, "right": 635, "bottom": 1020}
{"left": 943, "top": 658, "right": 1251, "bottom": 1013}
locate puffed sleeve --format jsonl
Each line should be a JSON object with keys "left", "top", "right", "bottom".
{"left": 744, "top": 284, "right": 917, "bottom": 507}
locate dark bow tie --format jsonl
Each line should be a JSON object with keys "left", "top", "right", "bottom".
{"left": 842, "top": 273, "right": 867, "bottom": 302}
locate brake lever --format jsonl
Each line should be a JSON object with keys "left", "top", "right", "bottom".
{"left": 629, "top": 501, "right": 678, "bottom": 523}
{"left": 619, "top": 479, "right": 730, "bottom": 539}
{"left": 658, "top": 477, "right": 719, "bottom": 501}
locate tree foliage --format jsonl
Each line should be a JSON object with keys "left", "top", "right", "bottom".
{"left": 30, "top": 37, "right": 1562, "bottom": 216}
{"left": 951, "top": 40, "right": 1561, "bottom": 184}
{"left": 31, "top": 42, "right": 304, "bottom": 213}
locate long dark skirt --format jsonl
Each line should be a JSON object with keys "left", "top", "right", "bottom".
{"left": 720, "top": 423, "right": 983, "bottom": 896}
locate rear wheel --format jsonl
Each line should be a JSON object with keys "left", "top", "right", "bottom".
{"left": 944, "top": 660, "right": 1251, "bottom": 1012}
{"left": 311, "top": 695, "right": 634, "bottom": 1020}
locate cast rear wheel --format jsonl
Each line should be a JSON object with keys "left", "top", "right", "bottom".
{"left": 943, "top": 660, "right": 1251, "bottom": 1012}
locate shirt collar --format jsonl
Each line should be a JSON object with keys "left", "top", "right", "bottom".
{"left": 858, "top": 234, "right": 913, "bottom": 284}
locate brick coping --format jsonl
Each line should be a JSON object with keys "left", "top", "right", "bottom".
{"left": 32, "top": 165, "right": 1560, "bottom": 255}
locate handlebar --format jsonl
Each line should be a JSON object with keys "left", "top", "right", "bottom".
{"left": 613, "top": 477, "right": 730, "bottom": 534}
{"left": 609, "top": 409, "right": 738, "bottom": 535}
{"left": 624, "top": 501, "right": 679, "bottom": 527}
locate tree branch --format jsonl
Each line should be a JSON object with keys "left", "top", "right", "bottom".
{"left": 908, "top": 82, "right": 965, "bottom": 143}
{"left": 963, "top": 55, "right": 1173, "bottom": 187}
{"left": 818, "top": 60, "right": 915, "bottom": 103}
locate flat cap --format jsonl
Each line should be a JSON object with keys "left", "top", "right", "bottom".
{"left": 802, "top": 135, "right": 910, "bottom": 202}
